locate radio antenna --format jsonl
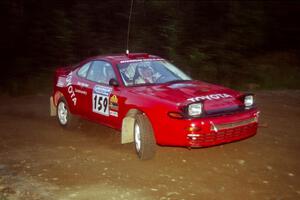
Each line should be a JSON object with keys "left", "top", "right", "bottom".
{"left": 126, "top": 0, "right": 134, "bottom": 55}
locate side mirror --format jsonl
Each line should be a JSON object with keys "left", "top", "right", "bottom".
{"left": 109, "top": 78, "right": 119, "bottom": 87}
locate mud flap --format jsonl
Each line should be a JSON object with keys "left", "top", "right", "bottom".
{"left": 121, "top": 116, "right": 135, "bottom": 144}
{"left": 50, "top": 96, "right": 56, "bottom": 116}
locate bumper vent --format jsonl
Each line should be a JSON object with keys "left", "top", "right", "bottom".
{"left": 189, "top": 118, "right": 258, "bottom": 147}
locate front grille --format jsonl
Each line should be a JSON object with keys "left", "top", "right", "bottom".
{"left": 189, "top": 122, "right": 258, "bottom": 147}
{"left": 203, "top": 106, "right": 256, "bottom": 118}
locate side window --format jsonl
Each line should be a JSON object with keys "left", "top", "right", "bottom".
{"left": 77, "top": 62, "right": 92, "bottom": 78}
{"left": 86, "top": 61, "right": 116, "bottom": 84}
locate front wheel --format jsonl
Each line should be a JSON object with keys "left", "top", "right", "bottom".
{"left": 134, "top": 114, "right": 156, "bottom": 160}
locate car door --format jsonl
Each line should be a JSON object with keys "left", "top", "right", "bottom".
{"left": 84, "top": 60, "right": 122, "bottom": 127}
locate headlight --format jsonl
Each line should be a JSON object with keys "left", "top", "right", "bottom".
{"left": 244, "top": 95, "right": 254, "bottom": 107}
{"left": 188, "top": 103, "right": 203, "bottom": 117}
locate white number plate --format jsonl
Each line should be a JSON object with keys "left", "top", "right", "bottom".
{"left": 93, "top": 93, "right": 109, "bottom": 116}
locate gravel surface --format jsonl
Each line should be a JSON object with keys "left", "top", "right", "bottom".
{"left": 0, "top": 91, "right": 300, "bottom": 200}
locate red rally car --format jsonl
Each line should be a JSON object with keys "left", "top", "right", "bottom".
{"left": 50, "top": 53, "right": 259, "bottom": 160}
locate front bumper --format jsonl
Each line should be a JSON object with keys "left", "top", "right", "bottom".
{"left": 155, "top": 109, "right": 259, "bottom": 147}
{"left": 187, "top": 116, "right": 258, "bottom": 147}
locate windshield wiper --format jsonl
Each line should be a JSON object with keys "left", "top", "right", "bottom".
{"left": 165, "top": 79, "right": 190, "bottom": 84}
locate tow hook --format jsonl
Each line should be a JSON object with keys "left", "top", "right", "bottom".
{"left": 210, "top": 121, "right": 218, "bottom": 132}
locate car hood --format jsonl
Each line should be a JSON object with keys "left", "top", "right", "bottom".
{"left": 129, "top": 80, "right": 244, "bottom": 113}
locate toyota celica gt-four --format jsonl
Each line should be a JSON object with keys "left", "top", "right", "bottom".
{"left": 50, "top": 53, "right": 259, "bottom": 159}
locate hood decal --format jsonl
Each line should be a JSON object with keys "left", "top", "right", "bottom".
{"left": 187, "top": 93, "right": 232, "bottom": 103}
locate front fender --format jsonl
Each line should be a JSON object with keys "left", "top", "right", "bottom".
{"left": 124, "top": 95, "right": 177, "bottom": 145}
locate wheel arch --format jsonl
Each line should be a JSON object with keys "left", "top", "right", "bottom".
{"left": 54, "top": 91, "right": 64, "bottom": 106}
{"left": 50, "top": 91, "right": 64, "bottom": 116}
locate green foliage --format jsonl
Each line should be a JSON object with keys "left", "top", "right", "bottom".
{"left": 46, "top": 9, "right": 75, "bottom": 65}
{"left": 249, "top": 52, "right": 300, "bottom": 89}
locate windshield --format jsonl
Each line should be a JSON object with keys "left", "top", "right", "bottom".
{"left": 117, "top": 60, "right": 191, "bottom": 86}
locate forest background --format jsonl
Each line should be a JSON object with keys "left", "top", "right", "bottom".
{"left": 1, "top": 0, "right": 299, "bottom": 95}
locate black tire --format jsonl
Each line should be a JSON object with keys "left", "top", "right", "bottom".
{"left": 56, "top": 97, "right": 77, "bottom": 128}
{"left": 134, "top": 114, "right": 156, "bottom": 160}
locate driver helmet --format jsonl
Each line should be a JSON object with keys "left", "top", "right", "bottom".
{"left": 137, "top": 62, "right": 153, "bottom": 79}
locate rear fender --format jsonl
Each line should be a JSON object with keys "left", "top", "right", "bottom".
{"left": 54, "top": 91, "right": 64, "bottom": 106}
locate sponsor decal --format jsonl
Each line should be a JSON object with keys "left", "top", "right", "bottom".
{"left": 56, "top": 77, "right": 65, "bottom": 87}
{"left": 93, "top": 85, "right": 112, "bottom": 96}
{"left": 75, "top": 88, "right": 87, "bottom": 95}
{"left": 109, "top": 95, "right": 119, "bottom": 111}
{"left": 109, "top": 110, "right": 118, "bottom": 117}
{"left": 110, "top": 95, "right": 118, "bottom": 104}
{"left": 77, "top": 81, "right": 89, "bottom": 88}
{"left": 120, "top": 58, "right": 163, "bottom": 63}
{"left": 187, "top": 93, "right": 232, "bottom": 102}
{"left": 66, "top": 72, "right": 77, "bottom": 106}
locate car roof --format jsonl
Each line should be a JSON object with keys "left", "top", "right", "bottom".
{"left": 89, "top": 53, "right": 162, "bottom": 64}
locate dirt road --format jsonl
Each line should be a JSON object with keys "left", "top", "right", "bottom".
{"left": 0, "top": 91, "right": 300, "bottom": 200}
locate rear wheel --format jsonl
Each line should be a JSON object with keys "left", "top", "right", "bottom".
{"left": 57, "top": 98, "right": 76, "bottom": 128}
{"left": 134, "top": 114, "right": 156, "bottom": 160}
